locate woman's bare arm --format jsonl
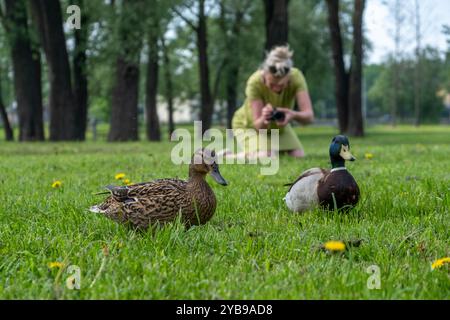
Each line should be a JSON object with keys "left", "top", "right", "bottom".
{"left": 292, "top": 91, "right": 314, "bottom": 124}
{"left": 250, "top": 100, "right": 273, "bottom": 130}
{"left": 294, "top": 91, "right": 314, "bottom": 124}
{"left": 274, "top": 91, "right": 314, "bottom": 127}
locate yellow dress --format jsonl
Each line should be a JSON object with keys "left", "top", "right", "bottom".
{"left": 232, "top": 68, "right": 308, "bottom": 153}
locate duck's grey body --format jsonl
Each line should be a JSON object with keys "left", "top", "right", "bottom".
{"left": 284, "top": 168, "right": 327, "bottom": 212}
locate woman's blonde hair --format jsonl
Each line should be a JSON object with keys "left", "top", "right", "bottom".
{"left": 262, "top": 45, "right": 293, "bottom": 77}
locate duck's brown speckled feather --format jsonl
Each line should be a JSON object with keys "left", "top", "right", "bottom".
{"left": 95, "top": 177, "right": 217, "bottom": 230}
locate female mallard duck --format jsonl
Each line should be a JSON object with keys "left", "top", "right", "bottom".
{"left": 89, "top": 149, "right": 227, "bottom": 229}
{"left": 284, "top": 135, "right": 359, "bottom": 213}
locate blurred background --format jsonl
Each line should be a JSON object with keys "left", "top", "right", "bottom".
{"left": 0, "top": 0, "right": 449, "bottom": 142}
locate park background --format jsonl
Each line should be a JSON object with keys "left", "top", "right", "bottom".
{"left": 0, "top": 0, "right": 449, "bottom": 140}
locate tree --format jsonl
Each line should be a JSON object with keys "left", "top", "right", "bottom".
{"left": 263, "top": 0, "right": 289, "bottom": 51}
{"left": 326, "top": 0, "right": 349, "bottom": 133}
{"left": 1, "top": 0, "right": 44, "bottom": 141}
{"left": 368, "top": 48, "right": 445, "bottom": 123}
{"left": 145, "top": 16, "right": 161, "bottom": 141}
{"left": 218, "top": 0, "right": 253, "bottom": 129}
{"left": 383, "top": 0, "right": 405, "bottom": 126}
{"left": 347, "top": 0, "right": 365, "bottom": 136}
{"left": 413, "top": 0, "right": 422, "bottom": 127}
{"left": 0, "top": 66, "right": 13, "bottom": 141}
{"left": 161, "top": 36, "right": 175, "bottom": 139}
{"left": 173, "top": 0, "right": 214, "bottom": 133}
{"left": 108, "top": 0, "right": 145, "bottom": 141}
{"left": 326, "top": 0, "right": 365, "bottom": 136}
{"left": 30, "top": 0, "right": 77, "bottom": 141}
{"left": 72, "top": 0, "right": 89, "bottom": 141}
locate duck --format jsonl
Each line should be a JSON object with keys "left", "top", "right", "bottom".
{"left": 284, "top": 135, "right": 359, "bottom": 213}
{"left": 89, "top": 148, "right": 227, "bottom": 229}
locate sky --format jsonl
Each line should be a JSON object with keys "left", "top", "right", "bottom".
{"left": 365, "top": 0, "right": 450, "bottom": 64}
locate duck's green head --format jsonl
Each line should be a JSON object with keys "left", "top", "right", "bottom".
{"left": 329, "top": 135, "right": 355, "bottom": 168}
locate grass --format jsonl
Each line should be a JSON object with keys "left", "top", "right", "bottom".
{"left": 0, "top": 125, "right": 449, "bottom": 299}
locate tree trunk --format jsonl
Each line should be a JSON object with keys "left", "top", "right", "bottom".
{"left": 348, "top": 0, "right": 365, "bottom": 137}
{"left": 263, "top": 0, "right": 289, "bottom": 51}
{"left": 0, "top": 71, "right": 14, "bottom": 141}
{"left": 391, "top": 59, "right": 398, "bottom": 127}
{"left": 161, "top": 37, "right": 175, "bottom": 139}
{"left": 226, "top": 12, "right": 244, "bottom": 129}
{"left": 108, "top": 0, "right": 143, "bottom": 141}
{"left": 326, "top": 0, "right": 349, "bottom": 134}
{"left": 108, "top": 58, "right": 140, "bottom": 141}
{"left": 391, "top": 0, "right": 402, "bottom": 127}
{"left": 4, "top": 0, "right": 44, "bottom": 141}
{"left": 72, "top": 0, "right": 88, "bottom": 141}
{"left": 197, "top": 0, "right": 213, "bottom": 133}
{"left": 30, "top": 0, "right": 76, "bottom": 141}
{"left": 218, "top": 2, "right": 250, "bottom": 129}
{"left": 145, "top": 31, "right": 161, "bottom": 141}
{"left": 413, "top": 0, "right": 421, "bottom": 127}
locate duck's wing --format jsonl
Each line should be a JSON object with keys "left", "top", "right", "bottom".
{"left": 91, "top": 179, "right": 189, "bottom": 227}
{"left": 284, "top": 168, "right": 329, "bottom": 192}
{"left": 106, "top": 178, "right": 187, "bottom": 202}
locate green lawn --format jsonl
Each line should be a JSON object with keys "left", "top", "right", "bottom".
{"left": 0, "top": 125, "right": 449, "bottom": 299}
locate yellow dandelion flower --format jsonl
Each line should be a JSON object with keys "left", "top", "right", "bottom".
{"left": 431, "top": 257, "right": 450, "bottom": 270}
{"left": 52, "top": 180, "right": 62, "bottom": 188}
{"left": 324, "top": 240, "right": 346, "bottom": 252}
{"left": 48, "top": 261, "right": 64, "bottom": 269}
{"left": 364, "top": 153, "right": 374, "bottom": 160}
{"left": 115, "top": 173, "right": 126, "bottom": 180}
{"left": 123, "top": 178, "right": 131, "bottom": 185}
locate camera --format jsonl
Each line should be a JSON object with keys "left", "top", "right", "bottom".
{"left": 269, "top": 109, "right": 285, "bottom": 122}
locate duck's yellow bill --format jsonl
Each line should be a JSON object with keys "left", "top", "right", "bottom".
{"left": 340, "top": 145, "right": 356, "bottom": 161}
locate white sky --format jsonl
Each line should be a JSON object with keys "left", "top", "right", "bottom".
{"left": 365, "top": 0, "right": 450, "bottom": 63}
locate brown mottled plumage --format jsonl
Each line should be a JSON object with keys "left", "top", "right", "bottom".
{"left": 89, "top": 149, "right": 227, "bottom": 230}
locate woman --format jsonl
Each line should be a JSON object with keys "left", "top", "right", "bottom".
{"left": 231, "top": 45, "right": 314, "bottom": 158}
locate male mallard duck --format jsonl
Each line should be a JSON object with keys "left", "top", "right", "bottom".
{"left": 284, "top": 135, "right": 359, "bottom": 213}
{"left": 89, "top": 149, "right": 227, "bottom": 229}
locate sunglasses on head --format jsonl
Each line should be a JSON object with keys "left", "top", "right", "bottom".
{"left": 269, "top": 65, "right": 290, "bottom": 76}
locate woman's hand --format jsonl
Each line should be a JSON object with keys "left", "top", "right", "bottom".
{"left": 261, "top": 104, "right": 274, "bottom": 125}
{"left": 274, "top": 107, "right": 294, "bottom": 127}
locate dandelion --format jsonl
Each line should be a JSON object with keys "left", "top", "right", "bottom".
{"left": 51, "top": 180, "right": 62, "bottom": 188}
{"left": 123, "top": 178, "right": 131, "bottom": 185}
{"left": 48, "top": 261, "right": 64, "bottom": 269}
{"left": 324, "top": 240, "right": 346, "bottom": 252}
{"left": 364, "top": 153, "right": 374, "bottom": 160}
{"left": 115, "top": 173, "right": 126, "bottom": 180}
{"left": 431, "top": 257, "right": 450, "bottom": 270}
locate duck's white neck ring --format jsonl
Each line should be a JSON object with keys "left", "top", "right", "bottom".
{"left": 330, "top": 167, "right": 347, "bottom": 173}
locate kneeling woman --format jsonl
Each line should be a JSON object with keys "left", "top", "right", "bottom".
{"left": 231, "top": 45, "right": 314, "bottom": 158}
